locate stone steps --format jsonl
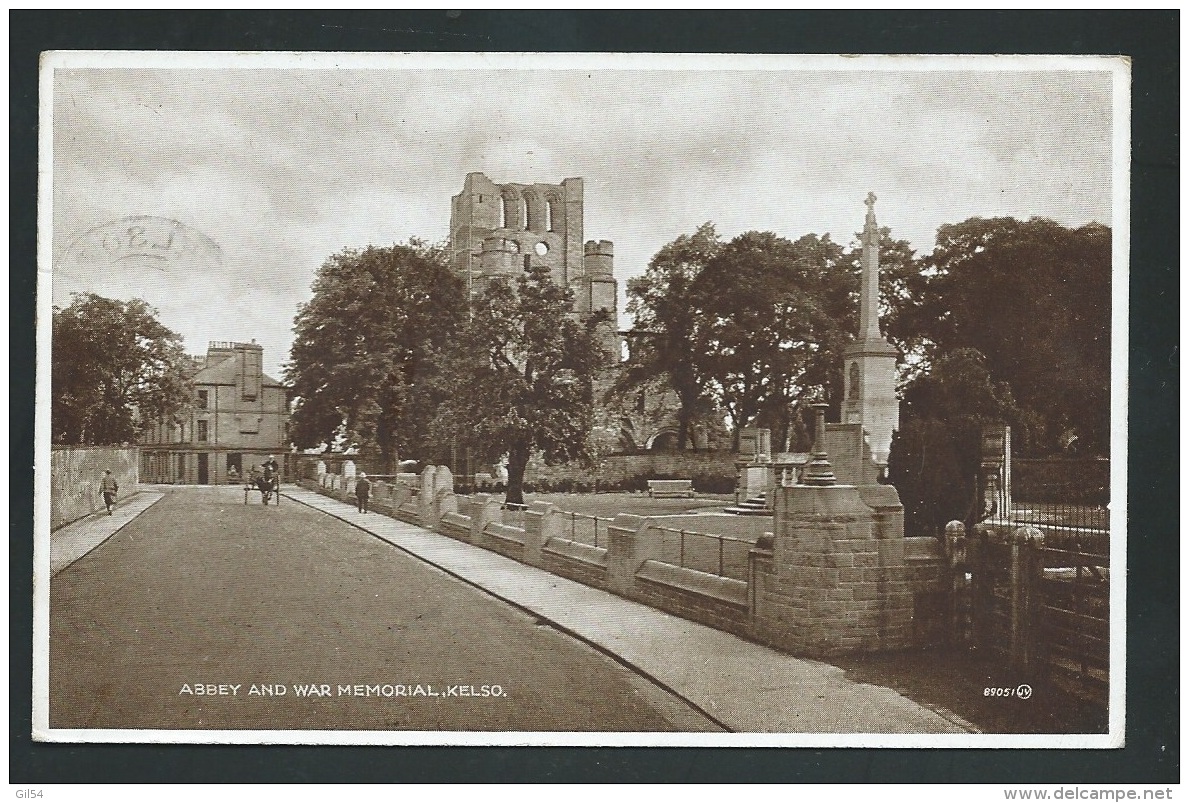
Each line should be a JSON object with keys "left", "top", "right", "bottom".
{"left": 723, "top": 494, "right": 772, "bottom": 516}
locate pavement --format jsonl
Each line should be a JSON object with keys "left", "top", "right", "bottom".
{"left": 46, "top": 483, "right": 977, "bottom": 735}
{"left": 49, "top": 491, "right": 165, "bottom": 577}
{"left": 284, "top": 487, "right": 976, "bottom": 735}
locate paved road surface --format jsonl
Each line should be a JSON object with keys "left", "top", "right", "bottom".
{"left": 49, "top": 486, "right": 722, "bottom": 732}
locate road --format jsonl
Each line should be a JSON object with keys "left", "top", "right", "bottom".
{"left": 49, "top": 486, "right": 722, "bottom": 732}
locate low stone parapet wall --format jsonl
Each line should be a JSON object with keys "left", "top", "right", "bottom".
{"left": 300, "top": 469, "right": 953, "bottom": 658}
{"left": 480, "top": 521, "right": 528, "bottom": 562}
{"left": 542, "top": 537, "right": 608, "bottom": 568}
{"left": 439, "top": 511, "right": 472, "bottom": 540}
{"left": 540, "top": 538, "right": 611, "bottom": 590}
{"left": 634, "top": 560, "right": 751, "bottom": 637}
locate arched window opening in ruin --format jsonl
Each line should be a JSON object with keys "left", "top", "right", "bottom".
{"left": 546, "top": 198, "right": 557, "bottom": 232}
{"left": 525, "top": 191, "right": 545, "bottom": 232}
{"left": 501, "top": 190, "right": 523, "bottom": 230}
{"left": 649, "top": 431, "right": 679, "bottom": 452}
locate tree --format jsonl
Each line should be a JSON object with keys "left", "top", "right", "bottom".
{"left": 286, "top": 242, "right": 465, "bottom": 471}
{"left": 429, "top": 264, "right": 608, "bottom": 505}
{"left": 623, "top": 223, "right": 919, "bottom": 453}
{"left": 52, "top": 293, "right": 191, "bottom": 445}
{"left": 887, "top": 348, "right": 1034, "bottom": 537}
{"left": 894, "top": 217, "right": 1111, "bottom": 455}
{"left": 621, "top": 223, "right": 721, "bottom": 450}
{"left": 689, "top": 230, "right": 857, "bottom": 450}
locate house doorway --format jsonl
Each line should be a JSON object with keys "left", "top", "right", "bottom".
{"left": 227, "top": 452, "right": 242, "bottom": 485}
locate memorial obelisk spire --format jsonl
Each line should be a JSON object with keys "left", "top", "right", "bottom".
{"left": 860, "top": 191, "right": 883, "bottom": 341}
{"left": 842, "top": 192, "right": 900, "bottom": 474}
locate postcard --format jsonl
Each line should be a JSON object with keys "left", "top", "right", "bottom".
{"left": 35, "top": 51, "right": 1128, "bottom": 747}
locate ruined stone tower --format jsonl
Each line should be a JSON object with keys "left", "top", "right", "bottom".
{"left": 449, "top": 172, "right": 617, "bottom": 325}
{"left": 841, "top": 192, "right": 900, "bottom": 467}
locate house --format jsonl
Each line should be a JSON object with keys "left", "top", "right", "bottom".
{"left": 139, "top": 341, "right": 289, "bottom": 484}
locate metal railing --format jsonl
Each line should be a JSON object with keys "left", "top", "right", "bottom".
{"left": 559, "top": 510, "right": 615, "bottom": 549}
{"left": 647, "top": 525, "right": 753, "bottom": 581}
{"left": 1008, "top": 502, "right": 1109, "bottom": 535}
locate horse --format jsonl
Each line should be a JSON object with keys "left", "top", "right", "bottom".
{"left": 255, "top": 474, "right": 278, "bottom": 505}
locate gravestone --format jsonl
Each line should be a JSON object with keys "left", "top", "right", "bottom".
{"left": 738, "top": 427, "right": 771, "bottom": 462}
{"left": 736, "top": 427, "right": 772, "bottom": 502}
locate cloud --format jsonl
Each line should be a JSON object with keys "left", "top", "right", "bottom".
{"left": 49, "top": 61, "right": 1118, "bottom": 378}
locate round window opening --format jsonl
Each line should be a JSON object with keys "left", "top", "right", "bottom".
{"left": 534, "top": 242, "right": 549, "bottom": 257}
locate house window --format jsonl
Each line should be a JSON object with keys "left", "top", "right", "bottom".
{"left": 197, "top": 389, "right": 208, "bottom": 409}
{"left": 197, "top": 420, "right": 208, "bottom": 442}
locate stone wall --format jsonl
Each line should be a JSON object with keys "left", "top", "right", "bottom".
{"left": 49, "top": 446, "right": 139, "bottom": 530}
{"left": 303, "top": 467, "right": 952, "bottom": 657}
{"left": 751, "top": 483, "right": 947, "bottom": 656}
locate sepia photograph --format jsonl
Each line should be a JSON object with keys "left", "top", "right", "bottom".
{"left": 34, "top": 51, "right": 1127, "bottom": 749}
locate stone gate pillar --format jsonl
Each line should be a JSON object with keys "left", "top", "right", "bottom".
{"left": 432, "top": 466, "right": 456, "bottom": 530}
{"left": 751, "top": 403, "right": 916, "bottom": 654}
{"left": 753, "top": 483, "right": 914, "bottom": 655}
{"left": 419, "top": 466, "right": 437, "bottom": 524}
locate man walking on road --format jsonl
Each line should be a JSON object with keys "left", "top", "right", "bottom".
{"left": 355, "top": 472, "right": 371, "bottom": 513}
{"left": 100, "top": 469, "right": 119, "bottom": 515}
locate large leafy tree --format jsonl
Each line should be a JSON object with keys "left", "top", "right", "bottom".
{"left": 689, "top": 230, "right": 857, "bottom": 450}
{"left": 895, "top": 217, "right": 1111, "bottom": 455}
{"left": 286, "top": 242, "right": 465, "bottom": 471}
{"left": 429, "top": 264, "right": 608, "bottom": 504}
{"left": 624, "top": 223, "right": 918, "bottom": 453}
{"left": 621, "top": 223, "right": 721, "bottom": 451}
{"left": 52, "top": 293, "right": 191, "bottom": 445}
{"left": 887, "top": 348, "right": 1033, "bottom": 537}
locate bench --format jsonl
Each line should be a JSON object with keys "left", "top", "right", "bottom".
{"left": 647, "top": 479, "right": 695, "bottom": 499}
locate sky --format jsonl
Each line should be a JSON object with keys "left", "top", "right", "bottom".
{"left": 46, "top": 54, "right": 1122, "bottom": 380}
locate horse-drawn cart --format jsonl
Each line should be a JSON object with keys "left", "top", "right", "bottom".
{"left": 244, "top": 472, "right": 281, "bottom": 505}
